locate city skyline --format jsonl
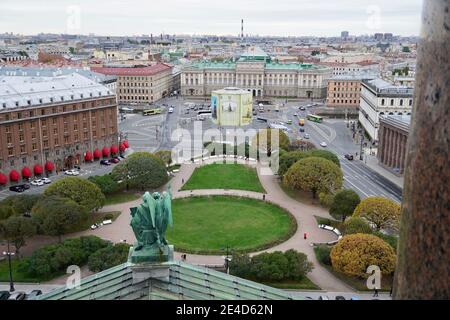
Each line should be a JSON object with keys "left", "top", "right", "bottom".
{"left": 0, "top": 0, "right": 423, "bottom": 37}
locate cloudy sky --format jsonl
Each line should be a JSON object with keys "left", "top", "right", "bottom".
{"left": 0, "top": 0, "right": 423, "bottom": 37}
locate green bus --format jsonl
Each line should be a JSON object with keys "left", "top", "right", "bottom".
{"left": 307, "top": 114, "right": 323, "bottom": 123}
{"left": 143, "top": 108, "right": 162, "bottom": 116}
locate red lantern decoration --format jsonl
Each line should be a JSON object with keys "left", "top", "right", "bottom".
{"left": 9, "top": 170, "right": 20, "bottom": 182}
{"left": 93, "top": 149, "right": 102, "bottom": 159}
{"left": 84, "top": 151, "right": 93, "bottom": 162}
{"left": 111, "top": 145, "right": 119, "bottom": 155}
{"left": 102, "top": 147, "right": 110, "bottom": 157}
{"left": 34, "top": 164, "right": 43, "bottom": 175}
{"left": 0, "top": 173, "right": 7, "bottom": 185}
{"left": 123, "top": 140, "right": 129, "bottom": 148}
{"left": 22, "top": 167, "right": 32, "bottom": 178}
{"left": 119, "top": 143, "right": 126, "bottom": 152}
{"left": 45, "top": 161, "right": 54, "bottom": 172}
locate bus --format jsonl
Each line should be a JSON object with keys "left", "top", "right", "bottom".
{"left": 143, "top": 108, "right": 162, "bottom": 116}
{"left": 307, "top": 114, "right": 323, "bottom": 123}
{"left": 197, "top": 110, "right": 212, "bottom": 121}
{"left": 299, "top": 118, "right": 305, "bottom": 126}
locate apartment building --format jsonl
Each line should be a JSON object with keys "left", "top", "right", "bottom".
{"left": 0, "top": 73, "right": 118, "bottom": 185}
{"left": 359, "top": 78, "right": 414, "bottom": 142}
{"left": 92, "top": 63, "right": 173, "bottom": 105}
{"left": 326, "top": 74, "right": 375, "bottom": 110}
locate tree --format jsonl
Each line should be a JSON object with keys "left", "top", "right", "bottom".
{"left": 284, "top": 157, "right": 343, "bottom": 198}
{"left": 278, "top": 151, "right": 309, "bottom": 176}
{"left": 251, "top": 129, "right": 290, "bottom": 156}
{"left": 0, "top": 216, "right": 37, "bottom": 255}
{"left": 111, "top": 152, "right": 168, "bottom": 191}
{"left": 44, "top": 177, "right": 105, "bottom": 212}
{"left": 330, "top": 234, "right": 396, "bottom": 278}
{"left": 32, "top": 196, "right": 89, "bottom": 242}
{"left": 0, "top": 205, "right": 17, "bottom": 221}
{"left": 307, "top": 150, "right": 340, "bottom": 167}
{"left": 1, "top": 194, "right": 42, "bottom": 216}
{"left": 344, "top": 217, "right": 373, "bottom": 235}
{"left": 330, "top": 189, "right": 361, "bottom": 221}
{"left": 154, "top": 150, "right": 172, "bottom": 167}
{"left": 353, "top": 197, "right": 401, "bottom": 231}
{"left": 88, "top": 243, "right": 130, "bottom": 272}
{"left": 88, "top": 175, "right": 120, "bottom": 195}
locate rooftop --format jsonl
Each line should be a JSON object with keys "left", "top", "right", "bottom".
{"left": 37, "top": 260, "right": 300, "bottom": 301}
{"left": 362, "top": 78, "right": 414, "bottom": 96}
{"left": 91, "top": 63, "right": 172, "bottom": 76}
{"left": 0, "top": 73, "right": 113, "bottom": 110}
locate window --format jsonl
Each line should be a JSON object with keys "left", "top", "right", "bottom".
{"left": 43, "top": 140, "right": 49, "bottom": 148}
{"left": 391, "top": 99, "right": 395, "bottom": 106}
{"left": 32, "top": 143, "right": 37, "bottom": 151}
{"left": 8, "top": 148, "right": 14, "bottom": 156}
{"left": 381, "top": 99, "right": 385, "bottom": 106}
{"left": 19, "top": 133, "right": 24, "bottom": 142}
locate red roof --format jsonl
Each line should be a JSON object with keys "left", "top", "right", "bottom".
{"left": 91, "top": 63, "right": 172, "bottom": 76}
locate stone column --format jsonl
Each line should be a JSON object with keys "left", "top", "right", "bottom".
{"left": 393, "top": 0, "right": 450, "bottom": 299}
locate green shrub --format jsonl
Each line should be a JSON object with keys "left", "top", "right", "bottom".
{"left": 314, "top": 245, "right": 332, "bottom": 266}
{"left": 319, "top": 192, "right": 335, "bottom": 208}
{"left": 88, "top": 243, "right": 130, "bottom": 272}
{"left": 104, "top": 213, "right": 114, "bottom": 220}
{"left": 329, "top": 189, "right": 361, "bottom": 221}
{"left": 374, "top": 232, "right": 398, "bottom": 251}
{"left": 344, "top": 217, "right": 373, "bottom": 235}
{"left": 88, "top": 175, "right": 120, "bottom": 195}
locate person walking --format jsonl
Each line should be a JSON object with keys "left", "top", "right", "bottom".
{"left": 373, "top": 288, "right": 379, "bottom": 297}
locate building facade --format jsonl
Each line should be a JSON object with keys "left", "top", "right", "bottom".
{"left": 181, "top": 49, "right": 331, "bottom": 99}
{"left": 377, "top": 116, "right": 410, "bottom": 175}
{"left": 326, "top": 75, "right": 365, "bottom": 110}
{"left": 359, "top": 78, "right": 413, "bottom": 142}
{"left": 0, "top": 73, "right": 118, "bottom": 185}
{"left": 92, "top": 63, "right": 174, "bottom": 106}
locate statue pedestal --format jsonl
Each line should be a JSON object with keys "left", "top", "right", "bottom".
{"left": 128, "top": 244, "right": 174, "bottom": 264}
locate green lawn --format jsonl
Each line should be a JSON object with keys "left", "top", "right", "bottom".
{"left": 104, "top": 192, "right": 141, "bottom": 206}
{"left": 181, "top": 163, "right": 265, "bottom": 193}
{"left": 166, "top": 196, "right": 296, "bottom": 255}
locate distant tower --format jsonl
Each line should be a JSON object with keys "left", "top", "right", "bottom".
{"left": 241, "top": 19, "right": 244, "bottom": 40}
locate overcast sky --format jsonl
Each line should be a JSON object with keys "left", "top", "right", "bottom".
{"left": 0, "top": 0, "right": 423, "bottom": 37}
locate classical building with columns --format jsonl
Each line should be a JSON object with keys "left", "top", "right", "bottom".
{"left": 181, "top": 48, "right": 332, "bottom": 99}
{"left": 377, "top": 115, "right": 410, "bottom": 175}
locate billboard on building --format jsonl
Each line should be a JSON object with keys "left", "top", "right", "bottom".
{"left": 211, "top": 88, "right": 253, "bottom": 127}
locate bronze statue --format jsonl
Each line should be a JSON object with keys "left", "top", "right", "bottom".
{"left": 129, "top": 186, "right": 174, "bottom": 263}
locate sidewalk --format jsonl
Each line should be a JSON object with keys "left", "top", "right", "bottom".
{"left": 363, "top": 152, "right": 404, "bottom": 189}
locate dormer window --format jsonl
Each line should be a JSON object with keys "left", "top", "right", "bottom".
{"left": 39, "top": 99, "right": 43, "bottom": 104}
{"left": 50, "top": 97, "right": 54, "bottom": 103}
{"left": 80, "top": 94, "right": 84, "bottom": 99}
{"left": 2, "top": 103, "right": 6, "bottom": 109}
{"left": 71, "top": 95, "right": 74, "bottom": 100}
{"left": 15, "top": 101, "right": 19, "bottom": 107}
{"left": 27, "top": 100, "right": 31, "bottom": 106}
{"left": 61, "top": 96, "right": 64, "bottom": 101}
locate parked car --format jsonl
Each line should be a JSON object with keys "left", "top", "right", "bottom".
{"left": 100, "top": 160, "right": 111, "bottom": 166}
{"left": 64, "top": 170, "right": 80, "bottom": 176}
{"left": 26, "top": 290, "right": 42, "bottom": 300}
{"left": 41, "top": 177, "right": 52, "bottom": 184}
{"left": 90, "top": 223, "right": 100, "bottom": 230}
{"left": 318, "top": 295, "right": 329, "bottom": 300}
{"left": 8, "top": 291, "right": 27, "bottom": 300}
{"left": 0, "top": 291, "right": 11, "bottom": 300}
{"left": 344, "top": 154, "right": 354, "bottom": 160}
{"left": 299, "top": 106, "right": 306, "bottom": 111}
{"left": 320, "top": 142, "right": 328, "bottom": 147}
{"left": 304, "top": 133, "right": 310, "bottom": 139}
{"left": 9, "top": 185, "right": 25, "bottom": 193}
{"left": 109, "top": 158, "right": 120, "bottom": 164}
{"left": 30, "top": 179, "right": 44, "bottom": 187}
{"left": 335, "top": 296, "right": 346, "bottom": 300}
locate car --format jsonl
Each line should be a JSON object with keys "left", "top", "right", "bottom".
{"left": 64, "top": 169, "right": 79, "bottom": 176}
{"left": 90, "top": 223, "right": 99, "bottom": 230}
{"left": 184, "top": 109, "right": 190, "bottom": 114}
{"left": 26, "top": 290, "right": 42, "bottom": 300}
{"left": 299, "top": 127, "right": 305, "bottom": 133}
{"left": 286, "top": 120, "right": 292, "bottom": 125}
{"left": 304, "top": 134, "right": 310, "bottom": 139}
{"left": 344, "top": 154, "right": 354, "bottom": 160}
{"left": 299, "top": 106, "right": 306, "bottom": 111}
{"left": 103, "top": 219, "right": 113, "bottom": 225}
{"left": 335, "top": 296, "right": 346, "bottom": 300}
{"left": 8, "top": 291, "right": 27, "bottom": 300}
{"left": 318, "top": 295, "right": 330, "bottom": 300}
{"left": 320, "top": 142, "right": 328, "bottom": 147}
{"left": 31, "top": 179, "right": 44, "bottom": 187}
{"left": 293, "top": 113, "right": 298, "bottom": 117}
{"left": 109, "top": 158, "right": 120, "bottom": 164}
{"left": 168, "top": 107, "right": 174, "bottom": 113}
{"left": 9, "top": 185, "right": 25, "bottom": 193}
{"left": 41, "top": 177, "right": 52, "bottom": 184}
{"left": 100, "top": 160, "right": 111, "bottom": 166}
{"left": 0, "top": 291, "right": 11, "bottom": 300}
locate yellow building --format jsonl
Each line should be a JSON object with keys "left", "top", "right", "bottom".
{"left": 211, "top": 88, "right": 253, "bottom": 127}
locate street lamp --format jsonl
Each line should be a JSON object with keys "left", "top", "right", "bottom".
{"left": 3, "top": 240, "right": 15, "bottom": 292}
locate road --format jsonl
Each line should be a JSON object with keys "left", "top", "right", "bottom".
{"left": 284, "top": 104, "right": 403, "bottom": 203}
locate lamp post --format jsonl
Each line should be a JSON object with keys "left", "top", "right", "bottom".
{"left": 3, "top": 240, "right": 15, "bottom": 292}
